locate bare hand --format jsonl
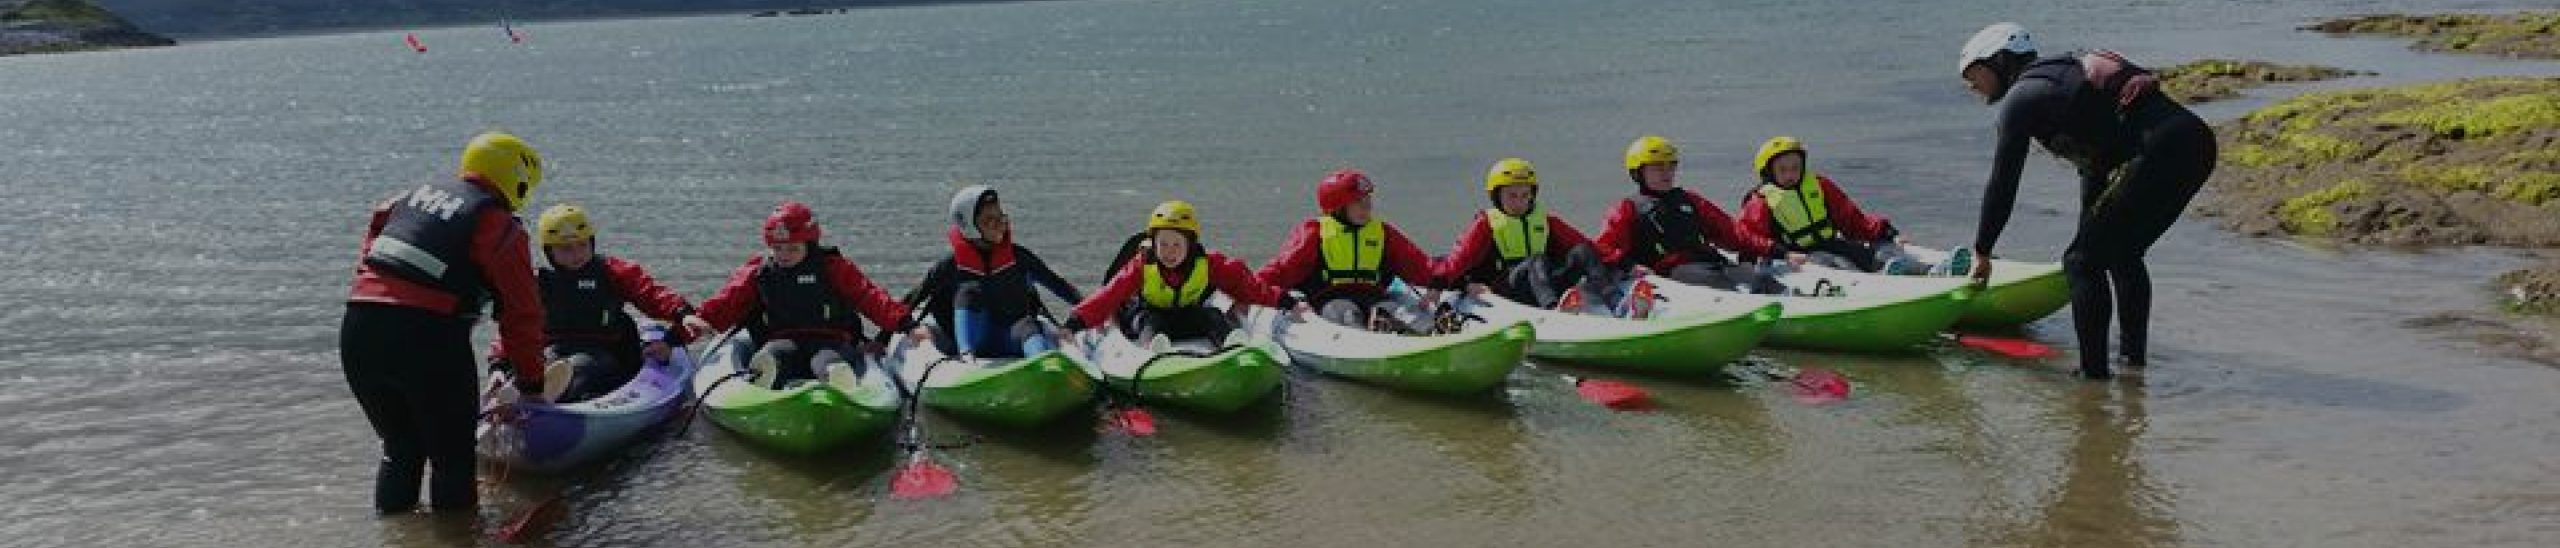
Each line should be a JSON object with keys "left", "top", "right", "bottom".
{"left": 908, "top": 326, "right": 935, "bottom": 343}
{"left": 681, "top": 315, "right": 715, "bottom": 338}
{"left": 1968, "top": 255, "right": 1995, "bottom": 284}
{"left": 1291, "top": 302, "right": 1314, "bottom": 319}
{"left": 1630, "top": 265, "right": 1653, "bottom": 279}
{"left": 1786, "top": 252, "right": 1812, "bottom": 267}
{"left": 1465, "top": 283, "right": 1491, "bottom": 297}
{"left": 643, "top": 340, "right": 672, "bottom": 362}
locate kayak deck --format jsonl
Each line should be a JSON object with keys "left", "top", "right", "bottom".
{"left": 1458, "top": 293, "right": 1780, "bottom": 374}
{"left": 692, "top": 332, "right": 902, "bottom": 455}
{"left": 888, "top": 336, "right": 1096, "bottom": 428}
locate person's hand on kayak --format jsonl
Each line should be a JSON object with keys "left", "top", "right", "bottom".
{"left": 1465, "top": 283, "right": 1491, "bottom": 298}
{"left": 643, "top": 340, "right": 671, "bottom": 362}
{"left": 907, "top": 325, "right": 935, "bottom": 344}
{"left": 1786, "top": 252, "right": 1812, "bottom": 267}
{"left": 1290, "top": 301, "right": 1314, "bottom": 321}
{"left": 681, "top": 315, "right": 715, "bottom": 339}
{"left": 1967, "top": 253, "right": 1995, "bottom": 284}
{"left": 1629, "top": 265, "right": 1653, "bottom": 279}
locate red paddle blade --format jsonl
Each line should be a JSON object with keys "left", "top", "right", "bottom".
{"left": 1956, "top": 335, "right": 2056, "bottom": 358}
{"left": 890, "top": 458, "right": 957, "bottom": 500}
{"left": 1574, "top": 379, "right": 1652, "bottom": 410}
{"left": 493, "top": 496, "right": 567, "bottom": 543}
{"left": 1787, "top": 369, "right": 1851, "bottom": 405}
{"left": 1116, "top": 407, "right": 1159, "bottom": 437}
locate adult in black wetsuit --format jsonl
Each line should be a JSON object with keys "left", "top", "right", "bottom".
{"left": 1958, "top": 22, "right": 2217, "bottom": 380}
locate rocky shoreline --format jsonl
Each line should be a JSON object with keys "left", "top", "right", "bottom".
{"left": 0, "top": 0, "right": 172, "bottom": 56}
{"left": 2156, "top": 59, "right": 2367, "bottom": 104}
{"left": 2197, "top": 11, "right": 2560, "bottom": 358}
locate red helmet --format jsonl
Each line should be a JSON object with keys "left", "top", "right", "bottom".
{"left": 763, "top": 201, "right": 821, "bottom": 244}
{"left": 1316, "top": 168, "right": 1375, "bottom": 213}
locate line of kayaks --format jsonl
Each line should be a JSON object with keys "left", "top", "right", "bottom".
{"left": 478, "top": 250, "right": 2068, "bottom": 463}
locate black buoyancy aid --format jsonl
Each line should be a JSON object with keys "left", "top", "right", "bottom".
{"left": 754, "top": 247, "right": 859, "bottom": 340}
{"left": 1627, "top": 189, "right": 1713, "bottom": 261}
{"left": 538, "top": 258, "right": 632, "bottom": 342}
{"left": 365, "top": 178, "right": 505, "bottom": 315}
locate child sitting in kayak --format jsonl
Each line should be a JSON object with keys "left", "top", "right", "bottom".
{"left": 492, "top": 204, "right": 711, "bottom": 402}
{"left": 1068, "top": 201, "right": 1307, "bottom": 344}
{"left": 902, "top": 185, "right": 1084, "bottom": 359}
{"left": 1436, "top": 158, "right": 1652, "bottom": 318}
{"left": 1256, "top": 168, "right": 1452, "bottom": 333}
{"left": 1735, "top": 136, "right": 1969, "bottom": 275}
{"left": 696, "top": 201, "right": 930, "bottom": 388}
{"left": 1593, "top": 135, "right": 1789, "bottom": 294}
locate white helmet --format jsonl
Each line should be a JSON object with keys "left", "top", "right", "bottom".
{"left": 1958, "top": 22, "right": 2035, "bottom": 76}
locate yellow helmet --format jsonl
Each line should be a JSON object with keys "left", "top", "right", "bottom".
{"left": 1147, "top": 200, "right": 1201, "bottom": 235}
{"left": 1753, "top": 136, "right": 1808, "bottom": 178}
{"left": 1484, "top": 157, "right": 1538, "bottom": 191}
{"left": 459, "top": 132, "right": 544, "bottom": 210}
{"left": 536, "top": 203, "right": 595, "bottom": 246}
{"left": 1624, "top": 135, "right": 1679, "bottom": 170}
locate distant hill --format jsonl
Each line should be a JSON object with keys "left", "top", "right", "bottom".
{"left": 91, "top": 1, "right": 1016, "bottom": 37}
{"left": 0, "top": 0, "right": 174, "bottom": 55}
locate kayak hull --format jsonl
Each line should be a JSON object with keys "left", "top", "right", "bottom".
{"left": 1904, "top": 246, "right": 2069, "bottom": 329}
{"left": 1261, "top": 312, "right": 1534, "bottom": 395}
{"left": 476, "top": 348, "right": 695, "bottom": 472}
{"left": 691, "top": 333, "right": 902, "bottom": 455}
{"left": 1649, "top": 272, "right": 1973, "bottom": 354}
{"left": 1459, "top": 294, "right": 1780, "bottom": 374}
{"left": 1074, "top": 328, "right": 1287, "bottom": 414}
{"left": 890, "top": 339, "right": 1096, "bottom": 429}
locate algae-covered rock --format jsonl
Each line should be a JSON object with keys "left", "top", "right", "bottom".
{"left": 0, "top": 0, "right": 172, "bottom": 55}
{"left": 2497, "top": 265, "right": 2560, "bottom": 315}
{"left": 2157, "top": 59, "right": 2368, "bottom": 104}
{"left": 2197, "top": 77, "right": 2560, "bottom": 246}
{"left": 2305, "top": 12, "right": 2560, "bottom": 59}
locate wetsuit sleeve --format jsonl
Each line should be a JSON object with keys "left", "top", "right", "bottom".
{"left": 1547, "top": 216, "right": 1594, "bottom": 252}
{"left": 1382, "top": 225, "right": 1446, "bottom": 289}
{"left": 1211, "top": 252, "right": 1297, "bottom": 309}
{"left": 473, "top": 209, "right": 547, "bottom": 381}
{"left": 826, "top": 258, "right": 915, "bottom": 332}
{"left": 1254, "top": 220, "right": 1321, "bottom": 289}
{"left": 1070, "top": 257, "right": 1146, "bottom": 329}
{"left": 1975, "top": 78, "right": 2061, "bottom": 256}
{"left": 901, "top": 258, "right": 955, "bottom": 312}
{"left": 1820, "top": 177, "right": 1895, "bottom": 241}
{"left": 1017, "top": 248, "right": 1085, "bottom": 305}
{"left": 1734, "top": 191, "right": 1779, "bottom": 247}
{"left": 1435, "top": 214, "right": 1494, "bottom": 286}
{"left": 606, "top": 257, "right": 698, "bottom": 338}
{"left": 1592, "top": 200, "right": 1640, "bottom": 268}
{"left": 1692, "top": 192, "right": 1777, "bottom": 258}
{"left": 695, "top": 259, "right": 766, "bottom": 333}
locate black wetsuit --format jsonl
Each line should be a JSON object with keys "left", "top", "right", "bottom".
{"left": 1975, "top": 55, "right": 2218, "bottom": 378}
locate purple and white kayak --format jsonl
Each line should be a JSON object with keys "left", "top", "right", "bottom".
{"left": 477, "top": 345, "right": 698, "bottom": 473}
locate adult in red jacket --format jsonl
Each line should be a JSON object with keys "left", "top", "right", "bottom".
{"left": 1438, "top": 158, "right": 1636, "bottom": 314}
{"left": 1255, "top": 169, "right": 1448, "bottom": 332}
{"left": 490, "top": 204, "right": 712, "bottom": 402}
{"left": 1735, "top": 136, "right": 1943, "bottom": 274}
{"left": 695, "top": 201, "right": 928, "bottom": 388}
{"left": 1592, "top": 135, "right": 1787, "bottom": 294}
{"left": 340, "top": 132, "right": 549, "bottom": 515}
{"left": 1068, "top": 201, "right": 1304, "bottom": 344}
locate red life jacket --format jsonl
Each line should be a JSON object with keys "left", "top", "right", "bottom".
{"left": 948, "top": 228, "right": 1017, "bottom": 275}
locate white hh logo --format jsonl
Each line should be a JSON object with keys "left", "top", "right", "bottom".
{"left": 796, "top": 274, "right": 818, "bottom": 284}
{"left": 405, "top": 184, "right": 467, "bottom": 220}
{"left": 577, "top": 279, "right": 599, "bottom": 290}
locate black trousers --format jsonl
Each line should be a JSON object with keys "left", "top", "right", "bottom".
{"left": 340, "top": 303, "right": 480, "bottom": 514}
{"left": 2065, "top": 99, "right": 2217, "bottom": 377}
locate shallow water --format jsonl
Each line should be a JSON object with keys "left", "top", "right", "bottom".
{"left": 4, "top": 0, "right": 2560, "bottom": 546}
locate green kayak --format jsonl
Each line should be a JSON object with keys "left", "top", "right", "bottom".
{"left": 1902, "top": 246, "right": 2068, "bottom": 329}
{"left": 1648, "top": 271, "right": 1973, "bottom": 354}
{"left": 1452, "top": 290, "right": 1780, "bottom": 374}
{"left": 692, "top": 332, "right": 902, "bottom": 455}
{"left": 887, "top": 335, "right": 1096, "bottom": 428}
{"left": 1068, "top": 312, "right": 1287, "bottom": 414}
{"left": 1250, "top": 308, "right": 1534, "bottom": 394}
